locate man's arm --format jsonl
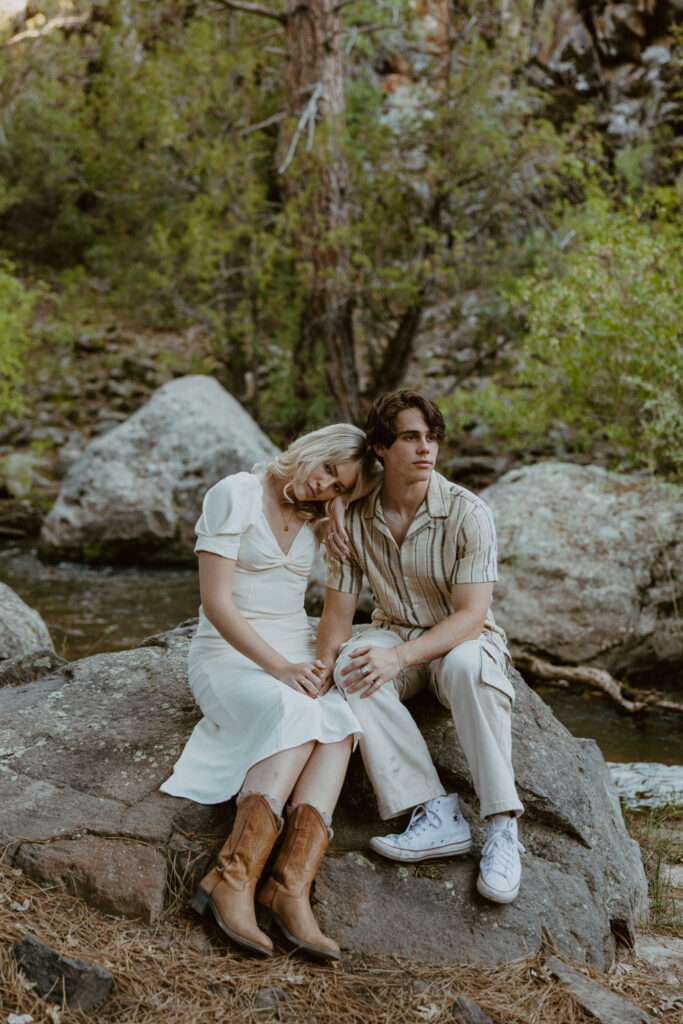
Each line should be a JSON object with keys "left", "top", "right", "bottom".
{"left": 342, "top": 581, "right": 493, "bottom": 696}
{"left": 315, "top": 587, "right": 359, "bottom": 692}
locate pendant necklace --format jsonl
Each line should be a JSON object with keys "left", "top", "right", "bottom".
{"left": 269, "top": 478, "right": 296, "bottom": 532}
{"left": 281, "top": 503, "right": 295, "bottom": 532}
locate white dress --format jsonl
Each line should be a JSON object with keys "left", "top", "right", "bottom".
{"left": 160, "top": 472, "right": 361, "bottom": 804}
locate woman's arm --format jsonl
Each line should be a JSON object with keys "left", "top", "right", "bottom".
{"left": 325, "top": 464, "right": 384, "bottom": 560}
{"left": 198, "top": 552, "right": 325, "bottom": 696}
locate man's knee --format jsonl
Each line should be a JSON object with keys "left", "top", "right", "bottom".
{"left": 438, "top": 641, "right": 482, "bottom": 692}
{"left": 332, "top": 630, "right": 402, "bottom": 690}
{"left": 332, "top": 645, "right": 355, "bottom": 689}
{"left": 436, "top": 640, "right": 515, "bottom": 711}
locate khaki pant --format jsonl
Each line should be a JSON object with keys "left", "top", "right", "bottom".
{"left": 333, "top": 630, "right": 523, "bottom": 820}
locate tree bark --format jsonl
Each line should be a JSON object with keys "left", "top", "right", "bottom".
{"left": 283, "top": 0, "right": 359, "bottom": 424}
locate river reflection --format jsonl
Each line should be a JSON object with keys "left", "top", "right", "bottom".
{"left": 0, "top": 540, "right": 199, "bottom": 659}
{"left": 1, "top": 540, "right": 680, "bottom": 766}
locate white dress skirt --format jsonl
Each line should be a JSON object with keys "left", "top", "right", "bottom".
{"left": 160, "top": 472, "right": 362, "bottom": 805}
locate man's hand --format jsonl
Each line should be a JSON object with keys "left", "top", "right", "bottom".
{"left": 340, "top": 644, "right": 403, "bottom": 698}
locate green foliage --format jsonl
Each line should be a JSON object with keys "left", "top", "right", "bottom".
{"left": 3, "top": 0, "right": 675, "bottom": 455}
{"left": 0, "top": 1, "right": 578, "bottom": 432}
{"left": 444, "top": 190, "right": 683, "bottom": 477}
{"left": 0, "top": 256, "right": 39, "bottom": 415}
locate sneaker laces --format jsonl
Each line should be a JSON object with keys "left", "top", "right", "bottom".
{"left": 387, "top": 803, "right": 441, "bottom": 840}
{"left": 480, "top": 826, "right": 525, "bottom": 884}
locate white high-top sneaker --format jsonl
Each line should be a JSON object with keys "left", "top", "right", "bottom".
{"left": 476, "top": 816, "right": 525, "bottom": 903}
{"left": 369, "top": 794, "right": 472, "bottom": 862}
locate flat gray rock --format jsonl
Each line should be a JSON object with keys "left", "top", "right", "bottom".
{"left": 0, "top": 623, "right": 647, "bottom": 968}
{"left": 0, "top": 583, "right": 55, "bottom": 660}
{"left": 0, "top": 648, "right": 66, "bottom": 688}
{"left": 482, "top": 463, "right": 683, "bottom": 676}
{"left": 608, "top": 761, "right": 683, "bottom": 811}
{"left": 39, "top": 375, "right": 279, "bottom": 565}
{"left": 14, "top": 933, "right": 113, "bottom": 1012}
{"left": 544, "top": 956, "right": 657, "bottom": 1023}
{"left": 451, "top": 997, "right": 492, "bottom": 1024}
{"left": 16, "top": 836, "right": 167, "bottom": 924}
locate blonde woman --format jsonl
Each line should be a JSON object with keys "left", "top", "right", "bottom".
{"left": 161, "top": 425, "right": 377, "bottom": 960}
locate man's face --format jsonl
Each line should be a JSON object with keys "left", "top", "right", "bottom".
{"left": 374, "top": 408, "right": 439, "bottom": 486}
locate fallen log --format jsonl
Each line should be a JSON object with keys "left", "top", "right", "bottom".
{"left": 512, "top": 651, "right": 683, "bottom": 716}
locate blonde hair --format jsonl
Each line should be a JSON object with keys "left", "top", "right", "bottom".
{"left": 260, "top": 423, "right": 376, "bottom": 524}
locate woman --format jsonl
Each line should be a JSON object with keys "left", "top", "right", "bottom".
{"left": 161, "top": 424, "right": 376, "bottom": 961}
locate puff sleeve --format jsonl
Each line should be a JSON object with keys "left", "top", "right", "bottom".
{"left": 194, "top": 472, "right": 262, "bottom": 559}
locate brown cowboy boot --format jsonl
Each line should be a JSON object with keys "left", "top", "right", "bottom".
{"left": 190, "top": 793, "right": 280, "bottom": 956}
{"left": 256, "top": 803, "right": 340, "bottom": 961}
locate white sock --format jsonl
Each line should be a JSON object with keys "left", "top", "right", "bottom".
{"left": 237, "top": 789, "right": 283, "bottom": 821}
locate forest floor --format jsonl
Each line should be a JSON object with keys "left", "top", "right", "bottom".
{"left": 0, "top": 805, "right": 681, "bottom": 1024}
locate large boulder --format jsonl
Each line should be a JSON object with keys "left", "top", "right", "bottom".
{"left": 0, "top": 622, "right": 646, "bottom": 969}
{"left": 531, "top": 0, "right": 682, "bottom": 150}
{"left": 482, "top": 462, "right": 683, "bottom": 677}
{"left": 39, "top": 376, "right": 279, "bottom": 565}
{"left": 0, "top": 582, "right": 54, "bottom": 660}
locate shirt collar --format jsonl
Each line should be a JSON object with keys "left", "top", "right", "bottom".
{"left": 364, "top": 471, "right": 450, "bottom": 521}
{"left": 424, "top": 471, "right": 451, "bottom": 518}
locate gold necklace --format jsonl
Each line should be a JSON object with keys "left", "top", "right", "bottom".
{"left": 267, "top": 479, "right": 296, "bottom": 532}
{"left": 281, "top": 502, "right": 295, "bottom": 532}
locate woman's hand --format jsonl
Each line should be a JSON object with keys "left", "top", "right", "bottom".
{"left": 313, "top": 659, "right": 336, "bottom": 697}
{"left": 277, "top": 659, "right": 328, "bottom": 698}
{"left": 323, "top": 496, "right": 350, "bottom": 560}
{"left": 340, "top": 644, "right": 403, "bottom": 698}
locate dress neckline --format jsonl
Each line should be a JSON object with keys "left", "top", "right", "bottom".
{"left": 255, "top": 476, "right": 308, "bottom": 557}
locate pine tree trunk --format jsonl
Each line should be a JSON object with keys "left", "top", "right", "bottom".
{"left": 283, "top": 0, "right": 359, "bottom": 423}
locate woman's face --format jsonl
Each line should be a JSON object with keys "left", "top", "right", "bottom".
{"left": 292, "top": 460, "right": 358, "bottom": 503}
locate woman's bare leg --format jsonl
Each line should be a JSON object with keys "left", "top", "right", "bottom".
{"left": 290, "top": 736, "right": 353, "bottom": 817}
{"left": 242, "top": 742, "right": 316, "bottom": 808}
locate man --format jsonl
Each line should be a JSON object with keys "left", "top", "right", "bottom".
{"left": 316, "top": 389, "right": 524, "bottom": 903}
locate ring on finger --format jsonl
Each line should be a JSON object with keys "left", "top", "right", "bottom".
{"left": 360, "top": 666, "right": 368, "bottom": 677}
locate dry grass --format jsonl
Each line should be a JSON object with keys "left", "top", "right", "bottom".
{"left": 624, "top": 804, "right": 683, "bottom": 934}
{"left": 1, "top": 862, "right": 680, "bottom": 1024}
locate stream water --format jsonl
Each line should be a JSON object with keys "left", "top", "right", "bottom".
{"left": 1, "top": 540, "right": 680, "bottom": 767}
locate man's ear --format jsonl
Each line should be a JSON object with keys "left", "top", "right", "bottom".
{"left": 372, "top": 444, "right": 385, "bottom": 461}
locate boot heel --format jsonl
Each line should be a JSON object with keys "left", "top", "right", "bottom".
{"left": 256, "top": 902, "right": 273, "bottom": 931}
{"left": 190, "top": 887, "right": 210, "bottom": 916}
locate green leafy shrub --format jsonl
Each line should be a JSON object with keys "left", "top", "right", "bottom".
{"left": 444, "top": 191, "right": 683, "bottom": 478}
{"left": 0, "top": 257, "right": 39, "bottom": 415}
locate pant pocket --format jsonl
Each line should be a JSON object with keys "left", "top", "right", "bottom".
{"left": 480, "top": 648, "right": 516, "bottom": 706}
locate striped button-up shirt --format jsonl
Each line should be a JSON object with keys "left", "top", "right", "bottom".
{"left": 326, "top": 471, "right": 509, "bottom": 659}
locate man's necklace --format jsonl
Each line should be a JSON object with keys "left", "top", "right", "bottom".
{"left": 383, "top": 507, "right": 415, "bottom": 529}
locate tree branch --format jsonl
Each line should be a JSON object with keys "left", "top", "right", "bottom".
{"left": 513, "top": 651, "right": 645, "bottom": 713}
{"left": 5, "top": 13, "right": 90, "bottom": 46}
{"left": 278, "top": 81, "right": 323, "bottom": 174}
{"left": 212, "top": 0, "right": 287, "bottom": 24}
{"left": 237, "top": 110, "right": 286, "bottom": 136}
